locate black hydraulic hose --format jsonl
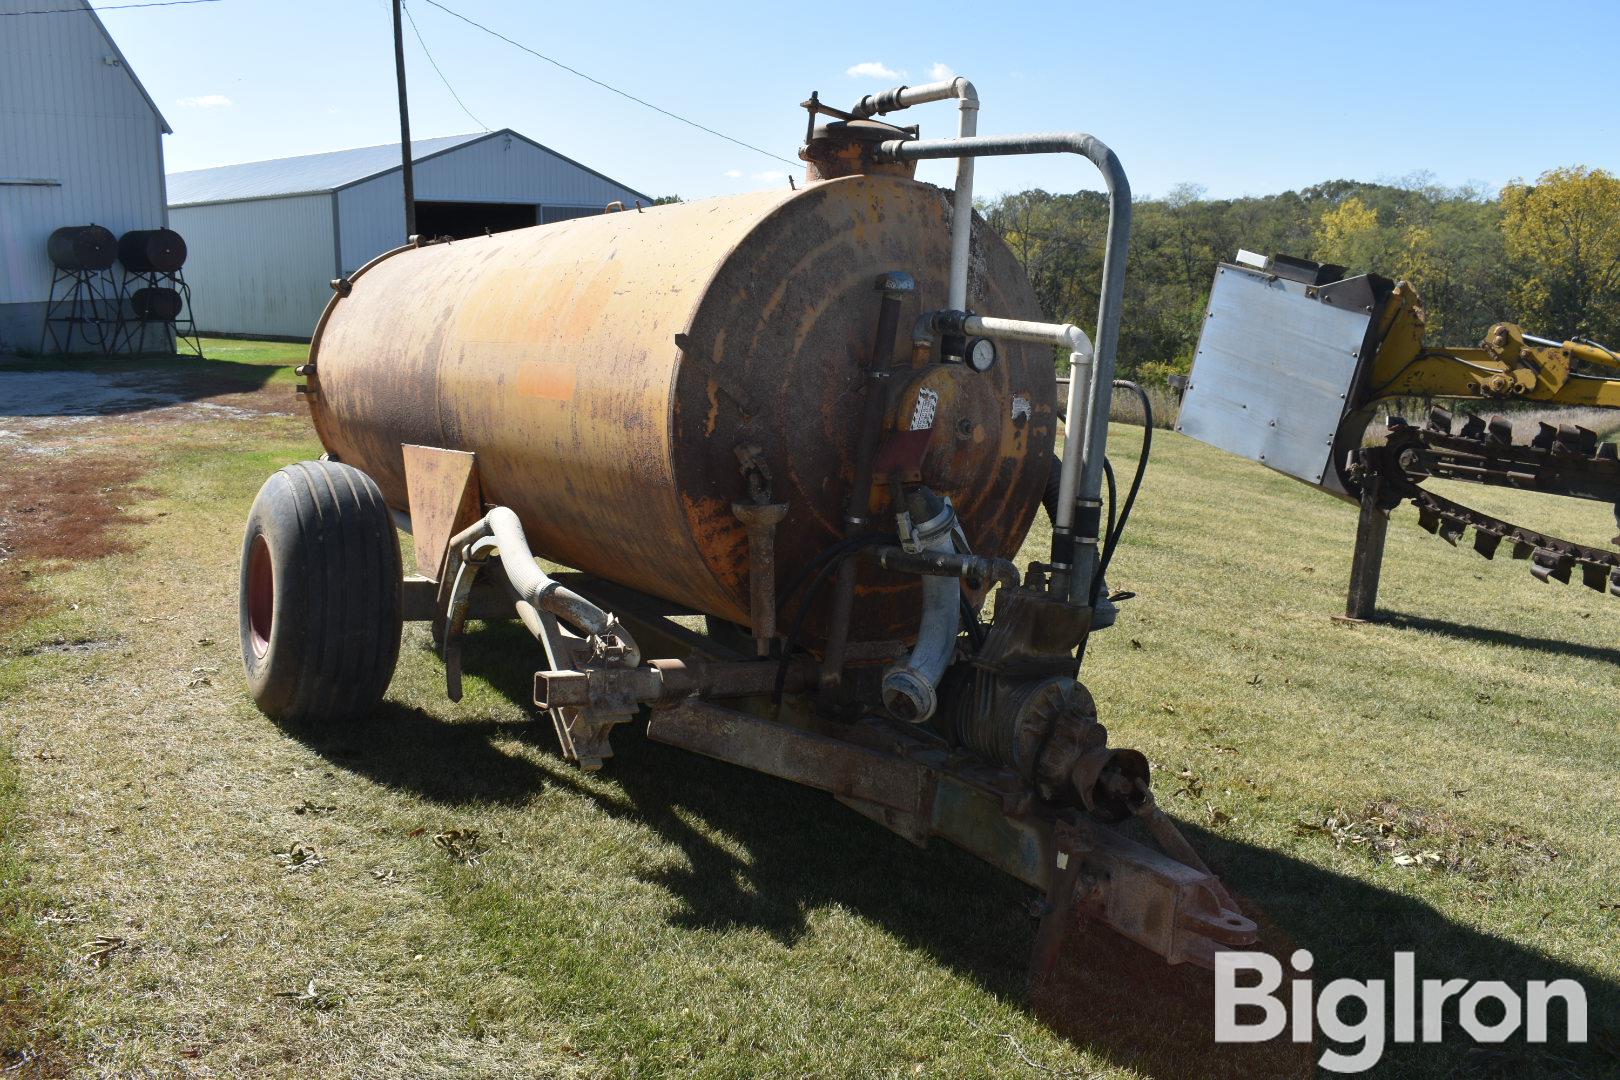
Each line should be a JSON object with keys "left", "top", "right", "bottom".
{"left": 1102, "top": 456, "right": 1117, "bottom": 561}
{"left": 1044, "top": 450, "right": 1116, "bottom": 555}
{"left": 1091, "top": 379, "right": 1152, "bottom": 605}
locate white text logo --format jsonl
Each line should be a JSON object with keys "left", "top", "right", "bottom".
{"left": 1214, "top": 950, "right": 1588, "bottom": 1073}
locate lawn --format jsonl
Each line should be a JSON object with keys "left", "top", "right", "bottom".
{"left": 0, "top": 346, "right": 1615, "bottom": 1077}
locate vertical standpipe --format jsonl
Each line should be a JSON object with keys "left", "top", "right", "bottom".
{"left": 848, "top": 77, "right": 980, "bottom": 315}
{"left": 881, "top": 134, "right": 1131, "bottom": 605}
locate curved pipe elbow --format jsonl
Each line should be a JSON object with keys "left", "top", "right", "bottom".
{"left": 477, "top": 507, "right": 641, "bottom": 666}
{"left": 880, "top": 499, "right": 961, "bottom": 724}
{"left": 881, "top": 573, "right": 959, "bottom": 724}
{"left": 483, "top": 508, "right": 601, "bottom": 630}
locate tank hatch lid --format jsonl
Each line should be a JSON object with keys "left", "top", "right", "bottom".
{"left": 801, "top": 119, "right": 918, "bottom": 182}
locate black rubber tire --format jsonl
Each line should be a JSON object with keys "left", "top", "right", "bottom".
{"left": 239, "top": 460, "right": 403, "bottom": 726}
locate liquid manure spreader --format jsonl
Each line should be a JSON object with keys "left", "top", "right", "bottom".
{"left": 237, "top": 80, "right": 1258, "bottom": 973}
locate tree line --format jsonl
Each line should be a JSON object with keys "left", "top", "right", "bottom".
{"left": 983, "top": 166, "right": 1620, "bottom": 383}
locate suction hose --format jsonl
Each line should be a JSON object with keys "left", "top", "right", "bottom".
{"left": 452, "top": 507, "right": 640, "bottom": 666}
{"left": 881, "top": 489, "right": 961, "bottom": 723}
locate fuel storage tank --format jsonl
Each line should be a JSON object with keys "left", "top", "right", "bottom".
{"left": 306, "top": 173, "right": 1057, "bottom": 637}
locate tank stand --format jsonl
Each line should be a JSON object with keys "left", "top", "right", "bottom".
{"left": 39, "top": 264, "right": 117, "bottom": 354}
{"left": 1342, "top": 469, "right": 1389, "bottom": 623}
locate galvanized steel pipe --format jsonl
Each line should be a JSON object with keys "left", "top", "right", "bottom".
{"left": 962, "top": 315, "right": 1096, "bottom": 541}
{"left": 878, "top": 132, "right": 1131, "bottom": 604}
{"left": 849, "top": 77, "right": 980, "bottom": 312}
{"left": 913, "top": 311, "right": 1096, "bottom": 542}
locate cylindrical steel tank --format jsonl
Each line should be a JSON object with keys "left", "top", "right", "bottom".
{"left": 307, "top": 174, "right": 1057, "bottom": 637}
{"left": 118, "top": 229, "right": 187, "bottom": 273}
{"left": 130, "top": 286, "right": 183, "bottom": 321}
{"left": 47, "top": 225, "right": 117, "bottom": 271}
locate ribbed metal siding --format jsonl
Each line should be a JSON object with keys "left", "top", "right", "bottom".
{"left": 170, "top": 194, "right": 334, "bottom": 338}
{"left": 336, "top": 134, "right": 645, "bottom": 274}
{"left": 0, "top": 0, "right": 167, "bottom": 306}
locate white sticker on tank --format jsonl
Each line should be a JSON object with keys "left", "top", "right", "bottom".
{"left": 1012, "top": 395, "right": 1031, "bottom": 421}
{"left": 910, "top": 387, "right": 939, "bottom": 430}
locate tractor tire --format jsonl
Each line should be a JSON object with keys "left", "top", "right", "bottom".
{"left": 239, "top": 460, "right": 402, "bottom": 726}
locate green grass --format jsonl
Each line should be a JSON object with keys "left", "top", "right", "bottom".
{"left": 0, "top": 727, "right": 66, "bottom": 1076}
{"left": 0, "top": 353, "right": 1616, "bottom": 1076}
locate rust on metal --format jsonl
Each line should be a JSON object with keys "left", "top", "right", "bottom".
{"left": 731, "top": 500, "right": 789, "bottom": 655}
{"left": 646, "top": 699, "right": 934, "bottom": 814}
{"left": 648, "top": 700, "right": 1256, "bottom": 968}
{"left": 401, "top": 444, "right": 481, "bottom": 581}
{"left": 307, "top": 175, "right": 1054, "bottom": 650}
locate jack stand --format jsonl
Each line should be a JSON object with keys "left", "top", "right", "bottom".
{"left": 1340, "top": 471, "right": 1388, "bottom": 623}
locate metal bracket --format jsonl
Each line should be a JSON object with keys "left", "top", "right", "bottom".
{"left": 529, "top": 606, "right": 631, "bottom": 771}
{"left": 402, "top": 445, "right": 482, "bottom": 583}
{"left": 645, "top": 700, "right": 1256, "bottom": 968}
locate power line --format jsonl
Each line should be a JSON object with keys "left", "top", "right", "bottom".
{"left": 402, "top": 0, "right": 487, "bottom": 132}
{"left": 2, "top": 0, "right": 225, "bottom": 15}
{"left": 416, "top": 0, "right": 798, "bottom": 167}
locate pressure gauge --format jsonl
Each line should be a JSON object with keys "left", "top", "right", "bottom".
{"left": 966, "top": 337, "right": 997, "bottom": 373}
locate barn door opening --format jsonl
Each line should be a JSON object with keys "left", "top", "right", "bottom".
{"left": 415, "top": 201, "right": 537, "bottom": 239}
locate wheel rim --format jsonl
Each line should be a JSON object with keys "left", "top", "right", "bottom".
{"left": 247, "top": 533, "right": 273, "bottom": 659}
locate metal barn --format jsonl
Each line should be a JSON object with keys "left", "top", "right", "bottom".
{"left": 166, "top": 130, "right": 650, "bottom": 340}
{"left": 0, "top": 0, "right": 171, "bottom": 352}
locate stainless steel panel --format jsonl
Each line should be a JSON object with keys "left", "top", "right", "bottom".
{"left": 1178, "top": 264, "right": 1370, "bottom": 488}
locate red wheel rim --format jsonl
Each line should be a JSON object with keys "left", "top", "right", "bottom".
{"left": 247, "top": 533, "right": 273, "bottom": 658}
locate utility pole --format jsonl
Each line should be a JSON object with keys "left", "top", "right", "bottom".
{"left": 391, "top": 0, "right": 416, "bottom": 239}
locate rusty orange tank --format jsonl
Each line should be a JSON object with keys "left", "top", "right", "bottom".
{"left": 305, "top": 173, "right": 1056, "bottom": 638}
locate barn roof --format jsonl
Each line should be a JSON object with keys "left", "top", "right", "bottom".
{"left": 165, "top": 132, "right": 484, "bottom": 206}
{"left": 165, "top": 128, "right": 649, "bottom": 207}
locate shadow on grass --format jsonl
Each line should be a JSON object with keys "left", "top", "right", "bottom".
{"left": 0, "top": 353, "right": 281, "bottom": 417}
{"left": 290, "top": 620, "right": 1618, "bottom": 1079}
{"left": 1381, "top": 611, "right": 1620, "bottom": 667}
{"left": 281, "top": 703, "right": 548, "bottom": 808}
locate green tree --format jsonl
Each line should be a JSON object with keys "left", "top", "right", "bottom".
{"left": 1501, "top": 166, "right": 1620, "bottom": 344}
{"left": 982, "top": 168, "right": 1615, "bottom": 379}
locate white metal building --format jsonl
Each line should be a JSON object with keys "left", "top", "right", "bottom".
{"left": 166, "top": 129, "right": 650, "bottom": 339}
{"left": 0, "top": 0, "right": 171, "bottom": 352}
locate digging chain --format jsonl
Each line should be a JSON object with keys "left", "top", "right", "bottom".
{"left": 1357, "top": 407, "right": 1620, "bottom": 595}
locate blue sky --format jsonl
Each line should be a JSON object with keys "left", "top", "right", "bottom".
{"left": 96, "top": 0, "right": 1620, "bottom": 203}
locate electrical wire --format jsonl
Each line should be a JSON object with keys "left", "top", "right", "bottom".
{"left": 416, "top": 0, "right": 799, "bottom": 167}
{"left": 402, "top": 0, "right": 487, "bottom": 132}
{"left": 1092, "top": 380, "right": 1152, "bottom": 606}
{"left": 3, "top": 0, "right": 223, "bottom": 13}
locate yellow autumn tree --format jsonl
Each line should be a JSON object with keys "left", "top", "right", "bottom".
{"left": 1314, "top": 197, "right": 1452, "bottom": 334}
{"left": 1313, "top": 196, "right": 1386, "bottom": 273}
{"left": 1501, "top": 166, "right": 1620, "bottom": 344}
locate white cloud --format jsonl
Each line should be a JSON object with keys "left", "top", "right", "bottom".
{"left": 177, "top": 94, "right": 233, "bottom": 109}
{"left": 845, "top": 61, "right": 901, "bottom": 80}
{"left": 723, "top": 169, "right": 743, "bottom": 179}
{"left": 928, "top": 62, "right": 955, "bottom": 81}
